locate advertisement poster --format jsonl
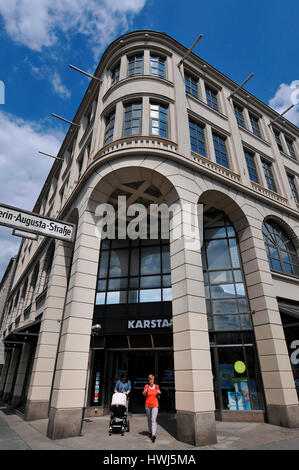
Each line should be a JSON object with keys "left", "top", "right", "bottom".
{"left": 219, "top": 364, "right": 234, "bottom": 389}
{"left": 232, "top": 378, "right": 251, "bottom": 410}
{"left": 236, "top": 392, "right": 246, "bottom": 410}
{"left": 94, "top": 371, "right": 101, "bottom": 404}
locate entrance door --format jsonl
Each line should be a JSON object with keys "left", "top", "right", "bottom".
{"left": 108, "top": 349, "right": 175, "bottom": 413}
{"left": 128, "top": 351, "right": 156, "bottom": 413}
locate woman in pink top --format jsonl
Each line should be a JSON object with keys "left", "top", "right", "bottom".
{"left": 143, "top": 374, "right": 161, "bottom": 442}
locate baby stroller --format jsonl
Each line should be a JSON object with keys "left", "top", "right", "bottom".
{"left": 109, "top": 392, "right": 130, "bottom": 436}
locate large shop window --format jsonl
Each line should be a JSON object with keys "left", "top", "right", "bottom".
{"left": 95, "top": 238, "right": 171, "bottom": 305}
{"left": 203, "top": 208, "right": 264, "bottom": 411}
{"left": 202, "top": 208, "right": 251, "bottom": 331}
{"left": 210, "top": 332, "right": 264, "bottom": 411}
{"left": 263, "top": 220, "right": 299, "bottom": 277}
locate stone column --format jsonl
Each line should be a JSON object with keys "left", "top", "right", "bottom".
{"left": 2, "top": 348, "right": 20, "bottom": 402}
{"left": 0, "top": 350, "right": 12, "bottom": 399}
{"left": 11, "top": 342, "right": 32, "bottom": 408}
{"left": 170, "top": 199, "right": 217, "bottom": 446}
{"left": 24, "top": 240, "right": 73, "bottom": 420}
{"left": 47, "top": 206, "right": 101, "bottom": 439}
{"left": 234, "top": 208, "right": 299, "bottom": 427}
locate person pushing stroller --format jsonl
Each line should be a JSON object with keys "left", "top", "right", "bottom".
{"left": 109, "top": 373, "right": 131, "bottom": 436}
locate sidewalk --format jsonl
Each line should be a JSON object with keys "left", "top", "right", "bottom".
{"left": 1, "top": 408, "right": 299, "bottom": 450}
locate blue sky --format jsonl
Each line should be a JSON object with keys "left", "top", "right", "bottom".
{"left": 0, "top": 0, "right": 298, "bottom": 279}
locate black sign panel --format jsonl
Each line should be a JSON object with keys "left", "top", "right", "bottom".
{"left": 93, "top": 302, "right": 172, "bottom": 336}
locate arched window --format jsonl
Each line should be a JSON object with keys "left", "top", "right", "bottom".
{"left": 262, "top": 220, "right": 299, "bottom": 277}
{"left": 201, "top": 207, "right": 264, "bottom": 412}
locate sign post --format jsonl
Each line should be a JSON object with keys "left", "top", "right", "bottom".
{"left": 0, "top": 203, "right": 76, "bottom": 243}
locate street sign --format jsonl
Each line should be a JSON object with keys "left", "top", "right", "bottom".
{"left": 12, "top": 229, "right": 39, "bottom": 241}
{"left": 0, "top": 203, "right": 76, "bottom": 243}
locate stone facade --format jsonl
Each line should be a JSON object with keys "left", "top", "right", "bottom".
{"left": 0, "top": 30, "right": 298, "bottom": 446}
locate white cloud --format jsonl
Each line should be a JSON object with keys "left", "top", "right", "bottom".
{"left": 51, "top": 72, "right": 71, "bottom": 99}
{"left": 268, "top": 81, "right": 299, "bottom": 127}
{"left": 0, "top": 0, "right": 147, "bottom": 58}
{"left": 0, "top": 111, "right": 64, "bottom": 279}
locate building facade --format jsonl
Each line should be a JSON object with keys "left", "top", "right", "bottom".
{"left": 0, "top": 30, "right": 299, "bottom": 446}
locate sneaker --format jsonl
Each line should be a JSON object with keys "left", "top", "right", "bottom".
{"left": 151, "top": 435, "right": 156, "bottom": 443}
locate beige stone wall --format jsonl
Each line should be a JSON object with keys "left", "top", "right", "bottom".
{"left": 25, "top": 240, "right": 73, "bottom": 418}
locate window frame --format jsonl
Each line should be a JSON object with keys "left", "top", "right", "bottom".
{"left": 287, "top": 173, "right": 299, "bottom": 204}
{"left": 150, "top": 101, "right": 168, "bottom": 138}
{"left": 150, "top": 53, "right": 166, "bottom": 79}
{"left": 212, "top": 132, "right": 230, "bottom": 168}
{"left": 234, "top": 103, "right": 245, "bottom": 128}
{"left": 261, "top": 159, "right": 277, "bottom": 192}
{"left": 263, "top": 220, "right": 299, "bottom": 277}
{"left": 111, "top": 62, "right": 120, "bottom": 86}
{"left": 285, "top": 137, "right": 297, "bottom": 160}
{"left": 95, "top": 237, "right": 171, "bottom": 305}
{"left": 122, "top": 101, "right": 143, "bottom": 137}
{"left": 127, "top": 53, "right": 144, "bottom": 77}
{"left": 189, "top": 118, "right": 206, "bottom": 157}
{"left": 273, "top": 129, "right": 284, "bottom": 152}
{"left": 184, "top": 70, "right": 199, "bottom": 98}
{"left": 244, "top": 149, "right": 259, "bottom": 183}
{"left": 249, "top": 113, "right": 261, "bottom": 138}
{"left": 104, "top": 109, "right": 116, "bottom": 144}
{"left": 205, "top": 84, "right": 219, "bottom": 111}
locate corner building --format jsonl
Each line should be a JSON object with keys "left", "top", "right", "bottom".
{"left": 0, "top": 31, "right": 299, "bottom": 446}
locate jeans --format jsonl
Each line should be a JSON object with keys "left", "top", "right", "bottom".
{"left": 145, "top": 406, "right": 159, "bottom": 436}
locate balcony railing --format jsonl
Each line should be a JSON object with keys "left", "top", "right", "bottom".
{"left": 250, "top": 181, "right": 288, "bottom": 206}
{"left": 191, "top": 153, "right": 241, "bottom": 183}
{"left": 97, "top": 136, "right": 178, "bottom": 160}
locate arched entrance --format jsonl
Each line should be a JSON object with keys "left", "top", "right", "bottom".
{"left": 87, "top": 167, "right": 179, "bottom": 414}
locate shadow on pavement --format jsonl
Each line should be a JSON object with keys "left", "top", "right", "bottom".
{"left": 157, "top": 413, "right": 177, "bottom": 439}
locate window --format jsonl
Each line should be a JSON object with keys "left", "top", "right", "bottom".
{"left": 206, "top": 86, "right": 219, "bottom": 111}
{"left": 213, "top": 133, "right": 229, "bottom": 168}
{"left": 77, "top": 154, "right": 84, "bottom": 177}
{"left": 189, "top": 119, "right": 206, "bottom": 156}
{"left": 263, "top": 220, "right": 299, "bottom": 277}
{"left": 150, "top": 54, "right": 165, "bottom": 78}
{"left": 123, "top": 102, "right": 142, "bottom": 136}
{"left": 184, "top": 71, "right": 198, "bottom": 98}
{"left": 244, "top": 150, "right": 259, "bottom": 183}
{"left": 150, "top": 102, "right": 168, "bottom": 138}
{"left": 202, "top": 208, "right": 252, "bottom": 332}
{"left": 104, "top": 110, "right": 115, "bottom": 144}
{"left": 273, "top": 129, "right": 283, "bottom": 152}
{"left": 128, "top": 54, "right": 143, "bottom": 76}
{"left": 249, "top": 114, "right": 261, "bottom": 137}
{"left": 210, "top": 332, "right": 264, "bottom": 411}
{"left": 287, "top": 174, "right": 299, "bottom": 204}
{"left": 111, "top": 62, "right": 120, "bottom": 85}
{"left": 95, "top": 238, "right": 171, "bottom": 305}
{"left": 261, "top": 160, "right": 277, "bottom": 192}
{"left": 234, "top": 104, "right": 245, "bottom": 127}
{"left": 85, "top": 106, "right": 93, "bottom": 126}
{"left": 285, "top": 137, "right": 296, "bottom": 160}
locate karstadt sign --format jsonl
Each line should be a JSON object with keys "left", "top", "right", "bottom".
{"left": 0, "top": 203, "right": 76, "bottom": 242}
